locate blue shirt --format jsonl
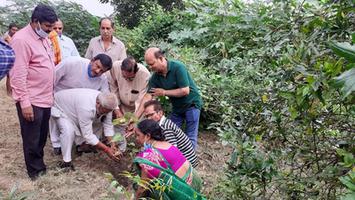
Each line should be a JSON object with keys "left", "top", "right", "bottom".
{"left": 0, "top": 40, "right": 15, "bottom": 80}
{"left": 58, "top": 34, "right": 80, "bottom": 60}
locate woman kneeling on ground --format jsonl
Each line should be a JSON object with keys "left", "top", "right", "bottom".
{"left": 134, "top": 119, "right": 203, "bottom": 199}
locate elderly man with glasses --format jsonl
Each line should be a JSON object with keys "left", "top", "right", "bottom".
{"left": 108, "top": 56, "right": 150, "bottom": 151}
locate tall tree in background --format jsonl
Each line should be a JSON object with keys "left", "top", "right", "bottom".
{"left": 99, "top": 0, "right": 184, "bottom": 28}
{"left": 0, "top": 0, "right": 99, "bottom": 55}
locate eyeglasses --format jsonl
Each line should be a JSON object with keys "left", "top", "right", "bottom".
{"left": 144, "top": 112, "right": 156, "bottom": 118}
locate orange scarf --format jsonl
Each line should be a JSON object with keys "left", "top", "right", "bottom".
{"left": 49, "top": 31, "right": 61, "bottom": 65}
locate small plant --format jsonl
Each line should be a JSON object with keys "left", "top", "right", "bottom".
{"left": 337, "top": 149, "right": 355, "bottom": 200}
{"left": 104, "top": 171, "right": 150, "bottom": 200}
{"left": 0, "top": 183, "right": 32, "bottom": 200}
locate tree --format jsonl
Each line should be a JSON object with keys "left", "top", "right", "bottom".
{"left": 0, "top": 0, "right": 99, "bottom": 55}
{"left": 99, "top": 0, "right": 184, "bottom": 28}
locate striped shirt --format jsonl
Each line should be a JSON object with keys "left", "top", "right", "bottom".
{"left": 159, "top": 116, "right": 198, "bottom": 167}
{"left": 0, "top": 40, "right": 15, "bottom": 80}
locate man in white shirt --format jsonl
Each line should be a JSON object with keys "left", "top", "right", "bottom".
{"left": 85, "top": 17, "right": 126, "bottom": 62}
{"left": 50, "top": 53, "right": 112, "bottom": 154}
{"left": 51, "top": 88, "right": 121, "bottom": 170}
{"left": 54, "top": 53, "right": 111, "bottom": 92}
{"left": 53, "top": 19, "right": 80, "bottom": 60}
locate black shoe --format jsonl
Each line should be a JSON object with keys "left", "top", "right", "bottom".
{"left": 53, "top": 147, "right": 62, "bottom": 155}
{"left": 29, "top": 169, "right": 47, "bottom": 181}
{"left": 57, "top": 161, "right": 75, "bottom": 171}
{"left": 76, "top": 144, "right": 98, "bottom": 154}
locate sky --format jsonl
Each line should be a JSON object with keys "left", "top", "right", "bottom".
{"left": 66, "top": 0, "right": 114, "bottom": 17}
{"left": 0, "top": 0, "right": 114, "bottom": 17}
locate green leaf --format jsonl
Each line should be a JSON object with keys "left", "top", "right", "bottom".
{"left": 340, "top": 176, "right": 355, "bottom": 191}
{"left": 328, "top": 41, "right": 355, "bottom": 63}
{"left": 341, "top": 192, "right": 355, "bottom": 200}
{"left": 335, "top": 68, "right": 355, "bottom": 98}
{"left": 112, "top": 133, "right": 124, "bottom": 143}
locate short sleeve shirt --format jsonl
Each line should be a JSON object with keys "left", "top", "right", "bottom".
{"left": 84, "top": 36, "right": 126, "bottom": 62}
{"left": 148, "top": 60, "right": 202, "bottom": 114}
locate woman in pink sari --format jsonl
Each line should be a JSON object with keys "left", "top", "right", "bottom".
{"left": 134, "top": 119, "right": 202, "bottom": 199}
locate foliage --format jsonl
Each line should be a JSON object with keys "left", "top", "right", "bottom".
{"left": 104, "top": 172, "right": 136, "bottom": 200}
{"left": 0, "top": 183, "right": 32, "bottom": 200}
{"left": 53, "top": 0, "right": 99, "bottom": 55}
{"left": 99, "top": 0, "right": 184, "bottom": 28}
{"left": 0, "top": 0, "right": 99, "bottom": 55}
{"left": 329, "top": 41, "right": 355, "bottom": 97}
{"left": 117, "top": 0, "right": 355, "bottom": 198}
{"left": 337, "top": 149, "right": 355, "bottom": 200}
{"left": 114, "top": 4, "right": 182, "bottom": 61}
{"left": 1, "top": 0, "right": 354, "bottom": 199}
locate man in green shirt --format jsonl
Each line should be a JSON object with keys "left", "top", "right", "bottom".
{"left": 136, "top": 47, "right": 202, "bottom": 148}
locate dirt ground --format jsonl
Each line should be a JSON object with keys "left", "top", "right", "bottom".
{"left": 0, "top": 80, "right": 231, "bottom": 200}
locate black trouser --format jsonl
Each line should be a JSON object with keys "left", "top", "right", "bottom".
{"left": 16, "top": 103, "right": 51, "bottom": 178}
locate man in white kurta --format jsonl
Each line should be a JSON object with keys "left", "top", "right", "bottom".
{"left": 108, "top": 56, "right": 150, "bottom": 151}
{"left": 54, "top": 55, "right": 111, "bottom": 93}
{"left": 51, "top": 54, "right": 112, "bottom": 153}
{"left": 51, "top": 88, "right": 119, "bottom": 167}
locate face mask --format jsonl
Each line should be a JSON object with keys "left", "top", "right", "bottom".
{"left": 87, "top": 64, "right": 95, "bottom": 78}
{"left": 35, "top": 22, "right": 49, "bottom": 38}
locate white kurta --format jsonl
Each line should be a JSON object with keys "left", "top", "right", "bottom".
{"left": 51, "top": 57, "right": 110, "bottom": 148}
{"left": 54, "top": 56, "right": 109, "bottom": 93}
{"left": 51, "top": 88, "right": 114, "bottom": 162}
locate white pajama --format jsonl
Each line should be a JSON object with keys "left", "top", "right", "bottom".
{"left": 50, "top": 57, "right": 110, "bottom": 148}
{"left": 51, "top": 89, "right": 114, "bottom": 162}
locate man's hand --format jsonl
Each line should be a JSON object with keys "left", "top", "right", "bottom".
{"left": 105, "top": 147, "right": 121, "bottom": 162}
{"left": 113, "top": 108, "right": 124, "bottom": 119}
{"left": 149, "top": 88, "right": 166, "bottom": 97}
{"left": 95, "top": 141, "right": 121, "bottom": 162}
{"left": 22, "top": 106, "right": 34, "bottom": 122}
{"left": 124, "top": 121, "right": 135, "bottom": 138}
{"left": 6, "top": 76, "right": 12, "bottom": 96}
{"left": 110, "top": 142, "right": 122, "bottom": 159}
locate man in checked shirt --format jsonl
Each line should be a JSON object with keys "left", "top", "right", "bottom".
{"left": 0, "top": 39, "right": 15, "bottom": 81}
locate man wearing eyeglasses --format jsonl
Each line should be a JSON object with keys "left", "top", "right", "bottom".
{"left": 143, "top": 100, "right": 198, "bottom": 167}
{"left": 108, "top": 56, "right": 150, "bottom": 151}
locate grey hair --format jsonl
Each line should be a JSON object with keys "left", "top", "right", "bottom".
{"left": 97, "top": 92, "right": 118, "bottom": 110}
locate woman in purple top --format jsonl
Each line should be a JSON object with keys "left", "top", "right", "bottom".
{"left": 134, "top": 119, "right": 202, "bottom": 199}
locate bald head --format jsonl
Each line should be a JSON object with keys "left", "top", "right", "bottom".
{"left": 144, "top": 47, "right": 160, "bottom": 60}
{"left": 144, "top": 47, "right": 167, "bottom": 74}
